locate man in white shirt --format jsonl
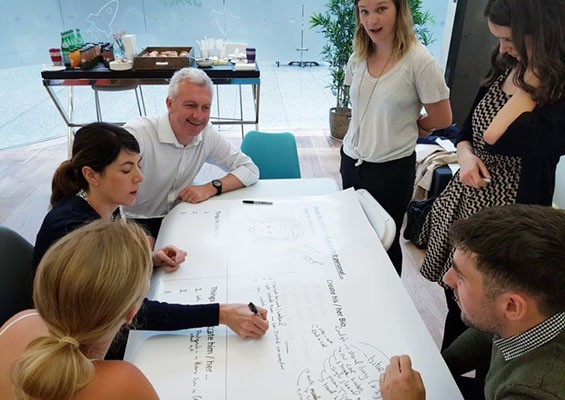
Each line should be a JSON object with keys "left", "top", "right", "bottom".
{"left": 124, "top": 67, "right": 259, "bottom": 236}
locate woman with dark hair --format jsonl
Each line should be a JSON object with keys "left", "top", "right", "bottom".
{"left": 32, "top": 122, "right": 269, "bottom": 359}
{"left": 418, "top": 0, "right": 565, "bottom": 350}
{"left": 34, "top": 122, "right": 184, "bottom": 270}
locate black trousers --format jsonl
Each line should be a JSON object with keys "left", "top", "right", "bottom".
{"left": 340, "top": 148, "right": 415, "bottom": 275}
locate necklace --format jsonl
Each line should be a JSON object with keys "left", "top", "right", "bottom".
{"left": 76, "top": 189, "right": 119, "bottom": 221}
{"left": 351, "top": 53, "right": 393, "bottom": 162}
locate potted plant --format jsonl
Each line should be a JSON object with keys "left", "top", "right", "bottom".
{"left": 310, "top": 0, "right": 435, "bottom": 140}
{"left": 310, "top": 0, "right": 356, "bottom": 140}
{"left": 409, "top": 0, "right": 436, "bottom": 46}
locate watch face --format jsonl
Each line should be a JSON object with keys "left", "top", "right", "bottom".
{"left": 212, "top": 179, "right": 222, "bottom": 195}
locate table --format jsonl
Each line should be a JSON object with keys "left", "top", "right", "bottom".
{"left": 125, "top": 180, "right": 463, "bottom": 400}
{"left": 41, "top": 63, "right": 260, "bottom": 154}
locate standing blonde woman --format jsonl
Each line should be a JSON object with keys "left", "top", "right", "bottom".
{"left": 340, "top": 0, "right": 452, "bottom": 274}
{"left": 0, "top": 220, "right": 158, "bottom": 399}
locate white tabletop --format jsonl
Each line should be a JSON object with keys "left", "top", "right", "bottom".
{"left": 126, "top": 180, "right": 462, "bottom": 400}
{"left": 216, "top": 177, "right": 340, "bottom": 200}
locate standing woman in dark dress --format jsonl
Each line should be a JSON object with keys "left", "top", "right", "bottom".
{"left": 418, "top": 0, "right": 565, "bottom": 350}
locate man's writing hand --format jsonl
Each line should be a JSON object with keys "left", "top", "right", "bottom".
{"left": 380, "top": 355, "right": 426, "bottom": 400}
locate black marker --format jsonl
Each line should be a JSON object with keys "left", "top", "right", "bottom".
{"left": 242, "top": 200, "right": 273, "bottom": 205}
{"left": 248, "top": 302, "right": 265, "bottom": 320}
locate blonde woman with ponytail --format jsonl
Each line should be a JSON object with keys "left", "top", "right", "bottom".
{"left": 0, "top": 220, "right": 158, "bottom": 399}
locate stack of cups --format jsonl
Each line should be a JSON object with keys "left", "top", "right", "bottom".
{"left": 216, "top": 39, "right": 225, "bottom": 59}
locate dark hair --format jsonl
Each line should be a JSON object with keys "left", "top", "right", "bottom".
{"left": 50, "top": 123, "right": 140, "bottom": 207}
{"left": 483, "top": 0, "right": 565, "bottom": 104}
{"left": 450, "top": 204, "right": 565, "bottom": 316}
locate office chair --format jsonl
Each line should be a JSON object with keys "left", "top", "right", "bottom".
{"left": 355, "top": 189, "right": 396, "bottom": 251}
{"left": 0, "top": 225, "right": 35, "bottom": 325}
{"left": 241, "top": 131, "right": 301, "bottom": 179}
{"left": 92, "top": 81, "right": 146, "bottom": 122}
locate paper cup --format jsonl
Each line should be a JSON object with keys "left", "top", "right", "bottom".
{"left": 245, "top": 47, "right": 256, "bottom": 63}
{"left": 49, "top": 48, "right": 62, "bottom": 66}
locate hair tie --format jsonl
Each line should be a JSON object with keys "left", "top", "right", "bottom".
{"left": 58, "top": 336, "right": 80, "bottom": 350}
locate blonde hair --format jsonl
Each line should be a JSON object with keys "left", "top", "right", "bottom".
{"left": 13, "top": 220, "right": 152, "bottom": 400}
{"left": 353, "top": 0, "right": 418, "bottom": 60}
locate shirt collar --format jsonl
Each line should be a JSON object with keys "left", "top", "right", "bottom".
{"left": 157, "top": 113, "right": 203, "bottom": 148}
{"left": 494, "top": 312, "right": 565, "bottom": 361}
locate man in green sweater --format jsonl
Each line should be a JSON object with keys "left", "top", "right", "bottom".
{"left": 379, "top": 204, "right": 565, "bottom": 400}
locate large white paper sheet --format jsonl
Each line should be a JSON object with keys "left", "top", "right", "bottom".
{"left": 126, "top": 189, "right": 462, "bottom": 400}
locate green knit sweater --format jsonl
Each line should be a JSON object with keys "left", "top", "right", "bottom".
{"left": 443, "top": 328, "right": 565, "bottom": 400}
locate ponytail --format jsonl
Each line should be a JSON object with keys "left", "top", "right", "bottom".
{"left": 50, "top": 160, "right": 84, "bottom": 207}
{"left": 13, "top": 335, "right": 93, "bottom": 400}
{"left": 12, "top": 220, "right": 152, "bottom": 399}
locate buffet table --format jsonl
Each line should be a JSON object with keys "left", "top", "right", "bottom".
{"left": 41, "top": 63, "right": 260, "bottom": 154}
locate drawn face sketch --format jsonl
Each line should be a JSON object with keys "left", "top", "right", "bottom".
{"left": 87, "top": 0, "right": 119, "bottom": 38}
{"left": 248, "top": 217, "right": 303, "bottom": 242}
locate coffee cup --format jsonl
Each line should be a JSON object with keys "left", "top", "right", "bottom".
{"left": 49, "top": 48, "right": 62, "bottom": 66}
{"left": 245, "top": 47, "right": 256, "bottom": 63}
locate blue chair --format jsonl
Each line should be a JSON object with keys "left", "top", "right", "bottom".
{"left": 0, "top": 225, "right": 34, "bottom": 325}
{"left": 241, "top": 131, "right": 301, "bottom": 179}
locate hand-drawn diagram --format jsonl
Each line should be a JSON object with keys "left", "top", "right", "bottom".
{"left": 129, "top": 191, "right": 462, "bottom": 399}
{"left": 297, "top": 339, "right": 388, "bottom": 400}
{"left": 248, "top": 216, "right": 304, "bottom": 242}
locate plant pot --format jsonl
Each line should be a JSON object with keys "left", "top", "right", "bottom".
{"left": 329, "top": 107, "right": 351, "bottom": 140}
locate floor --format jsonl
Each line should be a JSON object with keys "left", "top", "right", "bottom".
{"left": 0, "top": 64, "right": 446, "bottom": 348}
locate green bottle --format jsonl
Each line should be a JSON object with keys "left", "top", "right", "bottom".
{"left": 61, "top": 31, "right": 70, "bottom": 68}
{"left": 68, "top": 29, "right": 78, "bottom": 48}
{"left": 75, "top": 28, "right": 85, "bottom": 46}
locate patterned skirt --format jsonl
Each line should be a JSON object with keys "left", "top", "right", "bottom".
{"left": 417, "top": 153, "right": 521, "bottom": 284}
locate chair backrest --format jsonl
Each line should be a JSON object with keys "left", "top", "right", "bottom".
{"left": 241, "top": 131, "right": 301, "bottom": 179}
{"left": 355, "top": 189, "right": 396, "bottom": 251}
{"left": 0, "top": 225, "right": 35, "bottom": 325}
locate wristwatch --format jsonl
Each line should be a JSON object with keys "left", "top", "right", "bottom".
{"left": 212, "top": 179, "right": 222, "bottom": 196}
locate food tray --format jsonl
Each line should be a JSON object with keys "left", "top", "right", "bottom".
{"left": 133, "top": 46, "right": 192, "bottom": 70}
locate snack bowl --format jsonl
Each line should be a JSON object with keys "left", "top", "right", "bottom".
{"left": 195, "top": 58, "right": 214, "bottom": 68}
{"left": 109, "top": 59, "right": 133, "bottom": 71}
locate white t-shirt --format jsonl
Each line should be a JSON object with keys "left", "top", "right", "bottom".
{"left": 124, "top": 114, "right": 259, "bottom": 218}
{"left": 343, "top": 42, "right": 450, "bottom": 163}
